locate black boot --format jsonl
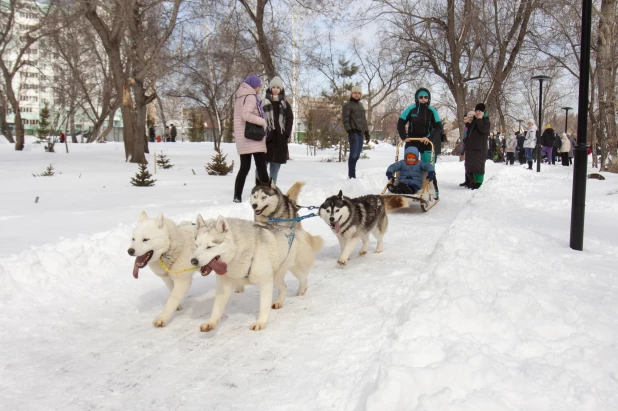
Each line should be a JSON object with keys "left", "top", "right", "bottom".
{"left": 527, "top": 161, "right": 533, "bottom": 170}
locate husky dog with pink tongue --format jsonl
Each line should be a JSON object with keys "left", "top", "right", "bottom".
{"left": 318, "top": 190, "right": 406, "bottom": 266}
{"left": 127, "top": 211, "right": 197, "bottom": 327}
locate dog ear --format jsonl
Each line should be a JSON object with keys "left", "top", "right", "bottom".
{"left": 196, "top": 213, "right": 206, "bottom": 228}
{"left": 215, "top": 216, "right": 229, "bottom": 233}
{"left": 138, "top": 211, "right": 148, "bottom": 223}
{"left": 337, "top": 190, "right": 343, "bottom": 199}
{"left": 156, "top": 213, "right": 164, "bottom": 228}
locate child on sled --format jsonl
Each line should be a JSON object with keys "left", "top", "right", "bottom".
{"left": 386, "top": 146, "right": 435, "bottom": 195}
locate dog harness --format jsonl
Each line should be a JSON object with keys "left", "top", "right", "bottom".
{"left": 266, "top": 206, "right": 320, "bottom": 251}
{"left": 159, "top": 255, "right": 197, "bottom": 275}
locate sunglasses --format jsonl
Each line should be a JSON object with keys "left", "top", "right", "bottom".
{"left": 418, "top": 96, "right": 429, "bottom": 100}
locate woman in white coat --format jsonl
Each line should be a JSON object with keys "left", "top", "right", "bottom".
{"left": 523, "top": 119, "right": 537, "bottom": 170}
{"left": 559, "top": 133, "right": 571, "bottom": 166}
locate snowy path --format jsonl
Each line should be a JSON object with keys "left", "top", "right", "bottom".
{"left": 1, "top": 142, "right": 618, "bottom": 410}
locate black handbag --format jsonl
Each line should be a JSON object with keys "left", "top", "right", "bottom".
{"left": 245, "top": 122, "right": 265, "bottom": 141}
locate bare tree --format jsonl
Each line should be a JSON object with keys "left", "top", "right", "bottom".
{"left": 81, "top": 0, "right": 182, "bottom": 163}
{"left": 0, "top": 0, "right": 60, "bottom": 150}
{"left": 0, "top": 88, "right": 14, "bottom": 142}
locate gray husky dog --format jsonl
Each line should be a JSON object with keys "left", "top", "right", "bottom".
{"left": 319, "top": 191, "right": 406, "bottom": 266}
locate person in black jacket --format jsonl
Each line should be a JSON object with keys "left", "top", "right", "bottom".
{"left": 149, "top": 126, "right": 155, "bottom": 143}
{"left": 397, "top": 88, "right": 443, "bottom": 197}
{"left": 515, "top": 131, "right": 526, "bottom": 164}
{"left": 262, "top": 76, "right": 294, "bottom": 184}
{"left": 540, "top": 124, "right": 555, "bottom": 164}
{"left": 464, "top": 103, "right": 490, "bottom": 190}
{"left": 170, "top": 124, "right": 177, "bottom": 142}
{"left": 342, "top": 85, "right": 370, "bottom": 179}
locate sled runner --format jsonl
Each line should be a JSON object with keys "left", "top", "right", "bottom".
{"left": 381, "top": 137, "right": 439, "bottom": 212}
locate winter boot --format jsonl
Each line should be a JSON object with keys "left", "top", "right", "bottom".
{"left": 527, "top": 161, "right": 533, "bottom": 170}
{"left": 233, "top": 197, "right": 242, "bottom": 203}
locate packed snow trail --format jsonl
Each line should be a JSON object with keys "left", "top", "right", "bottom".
{"left": 1, "top": 142, "right": 618, "bottom": 410}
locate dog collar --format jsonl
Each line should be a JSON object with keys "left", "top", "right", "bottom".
{"left": 159, "top": 255, "right": 197, "bottom": 275}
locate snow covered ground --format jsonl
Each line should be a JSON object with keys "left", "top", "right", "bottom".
{"left": 1, "top": 138, "right": 617, "bottom": 410}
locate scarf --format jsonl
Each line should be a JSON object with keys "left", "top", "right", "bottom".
{"left": 263, "top": 92, "right": 287, "bottom": 133}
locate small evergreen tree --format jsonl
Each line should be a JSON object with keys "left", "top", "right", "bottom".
{"left": 37, "top": 103, "right": 54, "bottom": 152}
{"left": 33, "top": 163, "right": 55, "bottom": 177}
{"left": 130, "top": 162, "right": 156, "bottom": 186}
{"left": 205, "top": 148, "right": 234, "bottom": 176}
{"left": 156, "top": 151, "right": 174, "bottom": 169}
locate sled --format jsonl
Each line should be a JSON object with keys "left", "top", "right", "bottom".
{"left": 380, "top": 138, "right": 439, "bottom": 212}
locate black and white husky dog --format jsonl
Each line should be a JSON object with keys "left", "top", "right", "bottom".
{"left": 250, "top": 179, "right": 305, "bottom": 228}
{"left": 319, "top": 191, "right": 406, "bottom": 266}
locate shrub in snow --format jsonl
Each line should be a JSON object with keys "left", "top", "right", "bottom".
{"left": 130, "top": 162, "right": 156, "bottom": 187}
{"left": 33, "top": 164, "right": 55, "bottom": 177}
{"left": 205, "top": 149, "right": 234, "bottom": 176}
{"left": 156, "top": 152, "right": 174, "bottom": 169}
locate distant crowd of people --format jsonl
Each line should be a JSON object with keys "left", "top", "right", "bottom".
{"left": 148, "top": 124, "right": 177, "bottom": 143}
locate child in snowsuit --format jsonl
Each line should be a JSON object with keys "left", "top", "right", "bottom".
{"left": 386, "top": 146, "right": 435, "bottom": 194}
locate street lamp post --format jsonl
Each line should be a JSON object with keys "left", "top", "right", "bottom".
{"left": 531, "top": 75, "right": 552, "bottom": 172}
{"left": 562, "top": 106, "right": 573, "bottom": 134}
{"left": 570, "top": 0, "right": 592, "bottom": 251}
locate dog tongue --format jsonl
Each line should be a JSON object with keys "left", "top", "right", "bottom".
{"left": 132, "top": 261, "right": 140, "bottom": 279}
{"left": 208, "top": 259, "right": 228, "bottom": 275}
{"left": 335, "top": 221, "right": 341, "bottom": 233}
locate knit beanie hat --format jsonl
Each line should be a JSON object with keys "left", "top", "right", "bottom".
{"left": 546, "top": 124, "right": 551, "bottom": 129}
{"left": 351, "top": 85, "right": 362, "bottom": 94}
{"left": 269, "top": 76, "right": 283, "bottom": 89}
{"left": 244, "top": 75, "right": 261, "bottom": 89}
{"left": 475, "top": 103, "right": 486, "bottom": 112}
{"left": 466, "top": 110, "right": 475, "bottom": 117}
{"left": 417, "top": 90, "right": 429, "bottom": 98}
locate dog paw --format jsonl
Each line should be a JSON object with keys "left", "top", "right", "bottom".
{"left": 296, "top": 289, "right": 307, "bottom": 296}
{"left": 375, "top": 247, "right": 383, "bottom": 253}
{"left": 152, "top": 316, "right": 168, "bottom": 327}
{"left": 271, "top": 302, "right": 283, "bottom": 309}
{"left": 176, "top": 305, "right": 182, "bottom": 311}
{"left": 337, "top": 259, "right": 348, "bottom": 266}
{"left": 250, "top": 322, "right": 266, "bottom": 331}
{"left": 200, "top": 322, "right": 217, "bottom": 332}
{"left": 359, "top": 250, "right": 368, "bottom": 256}
{"left": 234, "top": 285, "right": 245, "bottom": 294}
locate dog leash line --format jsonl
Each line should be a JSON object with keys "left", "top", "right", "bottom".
{"left": 159, "top": 256, "right": 197, "bottom": 275}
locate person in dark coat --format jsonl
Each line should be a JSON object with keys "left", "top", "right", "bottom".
{"left": 342, "top": 85, "right": 370, "bottom": 179}
{"left": 148, "top": 126, "right": 155, "bottom": 143}
{"left": 552, "top": 131, "right": 562, "bottom": 164}
{"left": 170, "top": 124, "right": 177, "bottom": 142}
{"left": 541, "top": 124, "right": 555, "bottom": 164}
{"left": 262, "top": 76, "right": 293, "bottom": 184}
{"left": 464, "top": 103, "right": 490, "bottom": 190}
{"left": 459, "top": 110, "right": 475, "bottom": 187}
{"left": 515, "top": 131, "right": 526, "bottom": 164}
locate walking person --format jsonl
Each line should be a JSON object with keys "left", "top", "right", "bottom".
{"left": 464, "top": 103, "right": 490, "bottom": 189}
{"left": 342, "top": 85, "right": 370, "bottom": 179}
{"left": 541, "top": 124, "right": 555, "bottom": 164}
{"left": 568, "top": 134, "right": 576, "bottom": 165}
{"left": 559, "top": 132, "right": 571, "bottom": 166}
{"left": 516, "top": 131, "right": 526, "bottom": 164}
{"left": 164, "top": 125, "right": 170, "bottom": 142}
{"left": 149, "top": 126, "right": 155, "bottom": 143}
{"left": 170, "top": 124, "right": 177, "bottom": 142}
{"left": 233, "top": 75, "right": 269, "bottom": 203}
{"left": 262, "top": 76, "right": 293, "bottom": 185}
{"left": 524, "top": 120, "right": 537, "bottom": 170}
{"left": 397, "top": 87, "right": 443, "bottom": 198}
{"left": 459, "top": 110, "right": 475, "bottom": 187}
{"left": 505, "top": 133, "right": 517, "bottom": 165}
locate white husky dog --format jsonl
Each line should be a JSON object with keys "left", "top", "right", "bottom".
{"left": 191, "top": 214, "right": 321, "bottom": 331}
{"left": 128, "top": 211, "right": 197, "bottom": 327}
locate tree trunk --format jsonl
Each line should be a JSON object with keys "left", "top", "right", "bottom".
{"left": 596, "top": 0, "right": 617, "bottom": 172}
{"left": 70, "top": 114, "right": 77, "bottom": 143}
{"left": 3, "top": 76, "right": 24, "bottom": 150}
{"left": 133, "top": 79, "right": 150, "bottom": 157}
{"left": 0, "top": 89, "right": 15, "bottom": 143}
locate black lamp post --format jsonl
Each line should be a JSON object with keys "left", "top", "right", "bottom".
{"left": 531, "top": 75, "right": 552, "bottom": 172}
{"left": 570, "top": 0, "right": 592, "bottom": 251}
{"left": 562, "top": 106, "right": 573, "bottom": 134}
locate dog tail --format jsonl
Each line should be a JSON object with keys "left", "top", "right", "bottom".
{"left": 381, "top": 195, "right": 407, "bottom": 212}
{"left": 308, "top": 234, "right": 324, "bottom": 253}
{"left": 285, "top": 181, "right": 306, "bottom": 203}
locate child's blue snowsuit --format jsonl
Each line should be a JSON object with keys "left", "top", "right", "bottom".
{"left": 386, "top": 146, "right": 435, "bottom": 194}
